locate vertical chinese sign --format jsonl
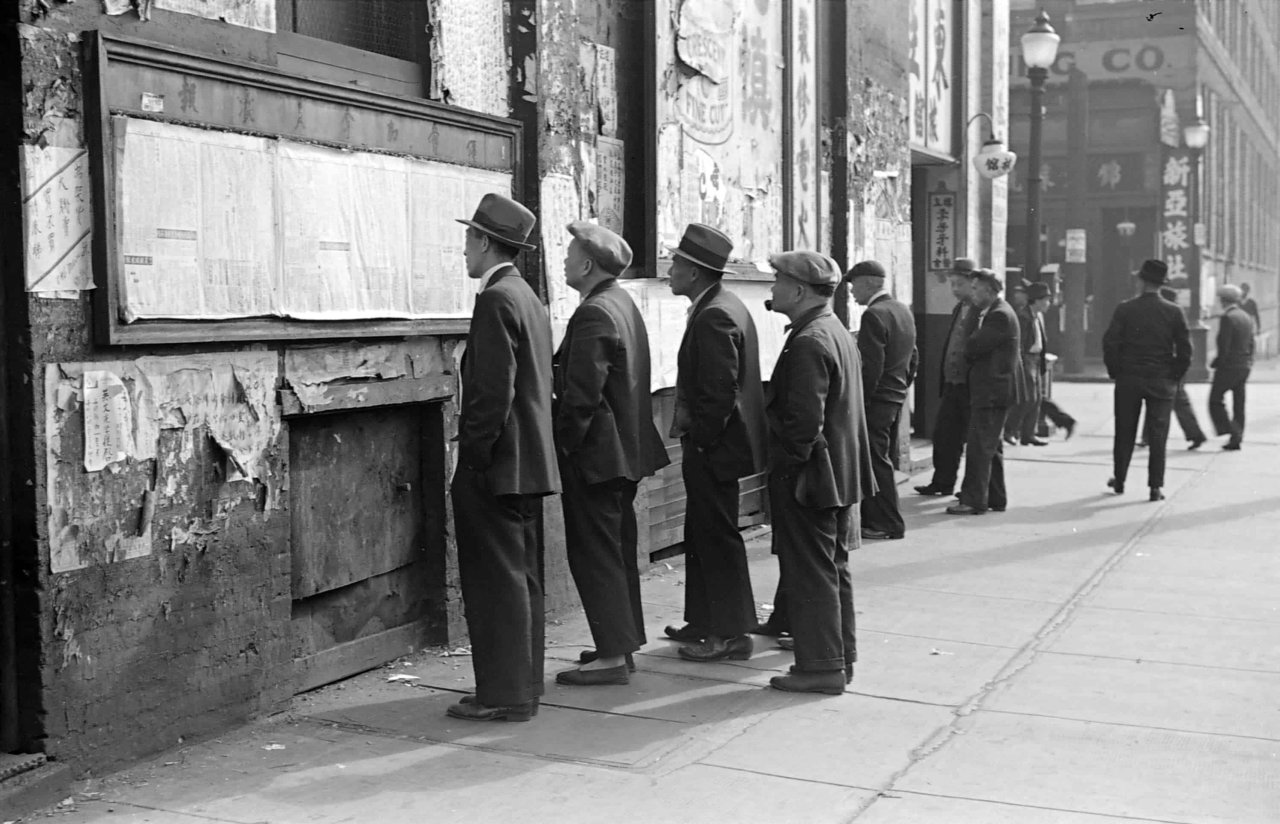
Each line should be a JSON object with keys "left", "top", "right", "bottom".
{"left": 908, "top": 0, "right": 954, "bottom": 155}
{"left": 928, "top": 184, "right": 956, "bottom": 274}
{"left": 787, "top": 0, "right": 819, "bottom": 250}
{"left": 1159, "top": 147, "right": 1198, "bottom": 309}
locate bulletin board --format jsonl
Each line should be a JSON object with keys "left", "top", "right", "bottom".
{"left": 85, "top": 33, "right": 523, "bottom": 345}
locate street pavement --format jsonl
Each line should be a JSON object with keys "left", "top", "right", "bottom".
{"left": 28, "top": 381, "right": 1280, "bottom": 824}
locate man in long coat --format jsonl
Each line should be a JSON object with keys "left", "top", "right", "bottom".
{"left": 449, "top": 194, "right": 560, "bottom": 722}
{"left": 663, "top": 223, "right": 768, "bottom": 662}
{"left": 1004, "top": 282, "right": 1048, "bottom": 446}
{"left": 764, "top": 251, "right": 874, "bottom": 695}
{"left": 553, "top": 222, "right": 670, "bottom": 686}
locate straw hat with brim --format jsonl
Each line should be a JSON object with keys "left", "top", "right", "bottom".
{"left": 457, "top": 193, "right": 538, "bottom": 251}
{"left": 1135, "top": 259, "right": 1169, "bottom": 285}
{"left": 668, "top": 223, "right": 733, "bottom": 273}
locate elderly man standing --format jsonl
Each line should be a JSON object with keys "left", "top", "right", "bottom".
{"left": 1209, "top": 284, "right": 1256, "bottom": 451}
{"left": 1102, "top": 259, "right": 1191, "bottom": 501}
{"left": 449, "top": 194, "right": 560, "bottom": 722}
{"left": 915, "top": 258, "right": 979, "bottom": 497}
{"left": 664, "top": 224, "right": 768, "bottom": 662}
{"left": 765, "top": 252, "right": 873, "bottom": 694}
{"left": 846, "top": 260, "right": 917, "bottom": 541}
{"left": 947, "top": 270, "right": 1022, "bottom": 516}
{"left": 553, "top": 222, "right": 670, "bottom": 686}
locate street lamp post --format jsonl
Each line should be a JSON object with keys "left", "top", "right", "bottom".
{"left": 1183, "top": 116, "right": 1210, "bottom": 325}
{"left": 1021, "top": 11, "right": 1060, "bottom": 284}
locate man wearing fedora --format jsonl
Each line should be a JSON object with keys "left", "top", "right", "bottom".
{"left": 1004, "top": 280, "right": 1050, "bottom": 447}
{"left": 449, "top": 193, "right": 560, "bottom": 722}
{"left": 552, "top": 222, "right": 670, "bottom": 687}
{"left": 1102, "top": 259, "right": 1192, "bottom": 501}
{"left": 765, "top": 252, "right": 873, "bottom": 694}
{"left": 846, "top": 260, "right": 917, "bottom": 541}
{"left": 915, "top": 258, "right": 980, "bottom": 498}
{"left": 663, "top": 223, "right": 767, "bottom": 663}
{"left": 947, "top": 269, "right": 1023, "bottom": 516}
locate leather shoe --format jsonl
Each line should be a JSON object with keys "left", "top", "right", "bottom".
{"left": 1223, "top": 442, "right": 1241, "bottom": 451}
{"left": 861, "top": 527, "right": 904, "bottom": 540}
{"left": 1003, "top": 434, "right": 1018, "bottom": 446}
{"left": 750, "top": 620, "right": 788, "bottom": 637}
{"left": 777, "top": 636, "right": 794, "bottom": 650}
{"left": 664, "top": 624, "right": 706, "bottom": 643}
{"left": 1149, "top": 488, "right": 1165, "bottom": 502}
{"left": 945, "top": 503, "right": 985, "bottom": 515}
{"left": 459, "top": 695, "right": 540, "bottom": 716}
{"left": 678, "top": 635, "right": 753, "bottom": 662}
{"left": 790, "top": 663, "right": 854, "bottom": 685}
{"left": 1063, "top": 419, "right": 1076, "bottom": 440}
{"left": 913, "top": 483, "right": 953, "bottom": 497}
{"left": 1107, "top": 477, "right": 1125, "bottom": 495}
{"left": 1136, "top": 440, "right": 1148, "bottom": 448}
{"left": 1187, "top": 437, "right": 1206, "bottom": 450}
{"left": 769, "top": 671, "right": 845, "bottom": 695}
{"left": 989, "top": 504, "right": 1006, "bottom": 512}
{"left": 447, "top": 699, "right": 535, "bottom": 722}
{"left": 578, "top": 650, "right": 637, "bottom": 672}
{"left": 1021, "top": 438, "right": 1048, "bottom": 447}
{"left": 555, "top": 665, "right": 630, "bottom": 686}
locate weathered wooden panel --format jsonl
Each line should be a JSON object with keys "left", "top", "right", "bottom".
{"left": 289, "top": 407, "right": 425, "bottom": 598}
{"left": 292, "top": 564, "right": 434, "bottom": 660}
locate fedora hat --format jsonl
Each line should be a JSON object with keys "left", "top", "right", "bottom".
{"left": 1136, "top": 259, "right": 1169, "bottom": 285}
{"left": 951, "top": 257, "right": 978, "bottom": 276}
{"left": 668, "top": 223, "right": 733, "bottom": 273}
{"left": 457, "top": 193, "right": 538, "bottom": 251}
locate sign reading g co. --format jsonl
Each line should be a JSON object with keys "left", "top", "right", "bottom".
{"left": 1013, "top": 39, "right": 1180, "bottom": 84}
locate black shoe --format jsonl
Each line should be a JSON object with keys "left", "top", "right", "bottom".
{"left": 791, "top": 663, "right": 854, "bottom": 685}
{"left": 664, "top": 624, "right": 706, "bottom": 643}
{"left": 678, "top": 635, "right": 753, "bottom": 662}
{"left": 769, "top": 671, "right": 845, "bottom": 695}
{"left": 1021, "top": 438, "right": 1048, "bottom": 447}
{"left": 555, "top": 665, "right": 630, "bottom": 686}
{"left": 1107, "top": 478, "right": 1125, "bottom": 495}
{"left": 1003, "top": 434, "right": 1019, "bottom": 446}
{"left": 861, "top": 527, "right": 904, "bottom": 540}
{"left": 989, "top": 504, "right": 1007, "bottom": 512}
{"left": 913, "top": 483, "right": 953, "bottom": 497}
{"left": 1063, "top": 419, "right": 1076, "bottom": 440}
{"left": 447, "top": 699, "right": 535, "bottom": 722}
{"left": 578, "top": 650, "right": 637, "bottom": 672}
{"left": 1149, "top": 488, "right": 1165, "bottom": 501}
{"left": 1223, "top": 442, "right": 1242, "bottom": 451}
{"left": 459, "top": 695, "right": 540, "bottom": 716}
{"left": 1187, "top": 437, "right": 1206, "bottom": 450}
{"left": 1136, "top": 440, "right": 1148, "bottom": 448}
{"left": 750, "top": 620, "right": 788, "bottom": 637}
{"left": 945, "top": 503, "right": 985, "bottom": 515}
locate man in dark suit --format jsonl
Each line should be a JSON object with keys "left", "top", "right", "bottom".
{"left": 1102, "top": 259, "right": 1192, "bottom": 501}
{"left": 1138, "top": 287, "right": 1206, "bottom": 450}
{"left": 1209, "top": 284, "right": 1256, "bottom": 451}
{"left": 1023, "top": 282, "right": 1078, "bottom": 440}
{"left": 552, "top": 222, "right": 670, "bottom": 686}
{"left": 915, "top": 258, "right": 979, "bottom": 497}
{"left": 947, "top": 270, "right": 1022, "bottom": 515}
{"left": 764, "top": 251, "right": 874, "bottom": 695}
{"left": 1240, "top": 282, "right": 1262, "bottom": 332}
{"left": 664, "top": 224, "right": 768, "bottom": 662}
{"left": 449, "top": 194, "right": 560, "bottom": 722}
{"left": 846, "top": 260, "right": 917, "bottom": 541}
{"left": 1004, "top": 282, "right": 1049, "bottom": 447}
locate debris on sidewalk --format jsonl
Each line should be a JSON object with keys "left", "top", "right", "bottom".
{"left": 929, "top": 648, "right": 954, "bottom": 656}
{"left": 261, "top": 744, "right": 286, "bottom": 751}
{"left": 436, "top": 646, "right": 472, "bottom": 657}
{"left": 386, "top": 674, "right": 421, "bottom": 683}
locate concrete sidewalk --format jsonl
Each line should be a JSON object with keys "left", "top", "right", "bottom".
{"left": 22, "top": 383, "right": 1280, "bottom": 824}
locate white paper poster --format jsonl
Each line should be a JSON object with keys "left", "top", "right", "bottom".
{"left": 539, "top": 173, "right": 581, "bottom": 348}
{"left": 82, "top": 370, "right": 135, "bottom": 472}
{"left": 153, "top": 0, "right": 276, "bottom": 32}
{"left": 596, "top": 136, "right": 625, "bottom": 235}
{"left": 596, "top": 45, "right": 619, "bottom": 137}
{"left": 429, "top": 0, "right": 508, "bottom": 116}
{"left": 21, "top": 146, "right": 94, "bottom": 294}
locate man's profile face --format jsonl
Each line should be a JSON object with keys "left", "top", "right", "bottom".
{"left": 948, "top": 274, "right": 973, "bottom": 303}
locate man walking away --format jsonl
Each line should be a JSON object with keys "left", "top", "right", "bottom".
{"left": 1209, "top": 284, "right": 1255, "bottom": 451}
{"left": 1138, "top": 287, "right": 1207, "bottom": 450}
{"left": 1005, "top": 281, "right": 1049, "bottom": 446}
{"left": 1102, "top": 259, "right": 1191, "bottom": 502}
{"left": 846, "top": 260, "right": 917, "bottom": 541}
{"left": 1240, "top": 283, "right": 1262, "bottom": 332}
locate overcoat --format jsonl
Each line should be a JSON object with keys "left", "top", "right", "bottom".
{"left": 965, "top": 298, "right": 1025, "bottom": 410}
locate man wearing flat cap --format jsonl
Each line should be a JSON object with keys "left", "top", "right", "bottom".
{"left": 915, "top": 258, "right": 981, "bottom": 497}
{"left": 1208, "top": 283, "right": 1255, "bottom": 451}
{"left": 1102, "top": 259, "right": 1192, "bottom": 501}
{"left": 552, "top": 222, "right": 670, "bottom": 687}
{"left": 846, "top": 260, "right": 917, "bottom": 541}
{"left": 947, "top": 269, "right": 1023, "bottom": 515}
{"left": 663, "top": 223, "right": 767, "bottom": 662}
{"left": 765, "top": 251, "right": 874, "bottom": 694}
{"left": 449, "top": 193, "right": 560, "bottom": 722}
{"left": 1004, "top": 280, "right": 1050, "bottom": 447}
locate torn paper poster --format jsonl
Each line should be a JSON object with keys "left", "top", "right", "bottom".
{"left": 427, "top": 0, "right": 507, "bottom": 116}
{"left": 596, "top": 45, "right": 618, "bottom": 137}
{"left": 538, "top": 173, "right": 581, "bottom": 349}
{"left": 596, "top": 136, "right": 625, "bottom": 236}
{"left": 82, "top": 371, "right": 135, "bottom": 472}
{"left": 21, "top": 146, "right": 94, "bottom": 293}
{"left": 153, "top": 0, "right": 276, "bottom": 32}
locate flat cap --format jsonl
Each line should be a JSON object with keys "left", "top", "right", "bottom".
{"left": 768, "top": 251, "right": 842, "bottom": 286}
{"left": 846, "top": 259, "right": 887, "bottom": 280}
{"left": 1027, "top": 282, "right": 1051, "bottom": 300}
{"left": 568, "top": 221, "right": 632, "bottom": 275}
{"left": 970, "top": 268, "right": 1003, "bottom": 290}
{"left": 1008, "top": 280, "right": 1028, "bottom": 293}
{"left": 952, "top": 257, "right": 978, "bottom": 275}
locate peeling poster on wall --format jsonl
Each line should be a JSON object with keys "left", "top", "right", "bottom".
{"left": 21, "top": 145, "right": 93, "bottom": 294}
{"left": 82, "top": 371, "right": 135, "bottom": 472}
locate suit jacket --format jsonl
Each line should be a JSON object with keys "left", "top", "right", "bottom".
{"left": 553, "top": 279, "right": 671, "bottom": 485}
{"left": 965, "top": 298, "right": 1024, "bottom": 409}
{"left": 1241, "top": 297, "right": 1261, "bottom": 331}
{"left": 766, "top": 307, "right": 875, "bottom": 509}
{"left": 858, "top": 293, "right": 918, "bottom": 407}
{"left": 672, "top": 282, "right": 767, "bottom": 482}
{"left": 937, "top": 301, "right": 979, "bottom": 393}
{"left": 1212, "top": 304, "right": 1256, "bottom": 370}
{"left": 458, "top": 265, "right": 561, "bottom": 496}
{"left": 1102, "top": 292, "right": 1192, "bottom": 383}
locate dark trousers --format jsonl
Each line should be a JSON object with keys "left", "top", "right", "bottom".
{"left": 561, "top": 465, "right": 644, "bottom": 657}
{"left": 861, "top": 400, "right": 906, "bottom": 536}
{"left": 1142, "top": 384, "right": 1204, "bottom": 443}
{"left": 928, "top": 382, "right": 970, "bottom": 490}
{"left": 1005, "top": 357, "right": 1044, "bottom": 442}
{"left": 1041, "top": 399, "right": 1076, "bottom": 429}
{"left": 451, "top": 466, "right": 545, "bottom": 706}
{"left": 958, "top": 405, "right": 1008, "bottom": 511}
{"left": 681, "top": 444, "right": 756, "bottom": 637}
{"left": 1114, "top": 378, "right": 1174, "bottom": 489}
{"left": 769, "top": 473, "right": 855, "bottom": 672}
{"left": 1209, "top": 367, "right": 1250, "bottom": 444}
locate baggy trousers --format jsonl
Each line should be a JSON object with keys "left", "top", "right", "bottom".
{"left": 1208, "top": 367, "right": 1250, "bottom": 444}
{"left": 958, "top": 405, "right": 1008, "bottom": 511}
{"left": 768, "top": 473, "right": 855, "bottom": 672}
{"left": 451, "top": 465, "right": 545, "bottom": 706}
{"left": 1005, "top": 354, "right": 1044, "bottom": 442}
{"left": 680, "top": 442, "right": 756, "bottom": 638}
{"left": 928, "top": 382, "right": 970, "bottom": 491}
{"left": 1113, "top": 377, "right": 1174, "bottom": 489}
{"left": 1141, "top": 383, "right": 1205, "bottom": 443}
{"left": 560, "top": 463, "right": 644, "bottom": 657}
{"left": 861, "top": 400, "right": 906, "bottom": 536}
